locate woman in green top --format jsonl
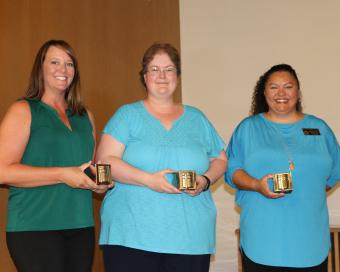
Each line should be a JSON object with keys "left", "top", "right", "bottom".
{"left": 0, "top": 40, "right": 110, "bottom": 272}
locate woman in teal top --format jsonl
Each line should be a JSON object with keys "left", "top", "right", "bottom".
{"left": 96, "top": 43, "right": 227, "bottom": 272}
{"left": 225, "top": 64, "right": 340, "bottom": 271}
{"left": 0, "top": 40, "right": 110, "bottom": 272}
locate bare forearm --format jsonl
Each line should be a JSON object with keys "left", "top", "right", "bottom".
{"left": 0, "top": 164, "right": 64, "bottom": 187}
{"left": 204, "top": 157, "right": 227, "bottom": 184}
{"left": 232, "top": 169, "right": 259, "bottom": 191}
{"left": 0, "top": 162, "right": 97, "bottom": 190}
{"left": 103, "top": 156, "right": 152, "bottom": 187}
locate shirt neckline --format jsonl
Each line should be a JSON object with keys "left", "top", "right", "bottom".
{"left": 140, "top": 100, "right": 186, "bottom": 132}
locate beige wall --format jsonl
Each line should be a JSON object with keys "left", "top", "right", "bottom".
{"left": 179, "top": 1, "right": 340, "bottom": 271}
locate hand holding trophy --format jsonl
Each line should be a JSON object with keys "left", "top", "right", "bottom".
{"left": 273, "top": 173, "right": 292, "bottom": 193}
{"left": 95, "top": 164, "right": 113, "bottom": 186}
{"left": 175, "top": 170, "right": 197, "bottom": 190}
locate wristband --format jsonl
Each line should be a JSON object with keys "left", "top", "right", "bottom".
{"left": 202, "top": 175, "right": 211, "bottom": 191}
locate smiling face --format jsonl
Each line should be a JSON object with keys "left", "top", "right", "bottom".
{"left": 143, "top": 52, "right": 178, "bottom": 100}
{"left": 264, "top": 71, "right": 300, "bottom": 118}
{"left": 42, "top": 45, "right": 75, "bottom": 94}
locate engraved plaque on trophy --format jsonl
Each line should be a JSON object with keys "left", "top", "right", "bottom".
{"left": 175, "top": 170, "right": 197, "bottom": 190}
{"left": 95, "top": 164, "right": 113, "bottom": 185}
{"left": 273, "top": 173, "right": 293, "bottom": 193}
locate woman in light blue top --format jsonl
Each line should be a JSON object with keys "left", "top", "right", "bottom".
{"left": 225, "top": 64, "right": 340, "bottom": 272}
{"left": 96, "top": 43, "right": 227, "bottom": 272}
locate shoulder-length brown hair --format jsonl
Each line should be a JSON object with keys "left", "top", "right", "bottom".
{"left": 25, "top": 39, "right": 85, "bottom": 115}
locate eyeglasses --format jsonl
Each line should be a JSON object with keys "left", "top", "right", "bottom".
{"left": 147, "top": 66, "right": 177, "bottom": 76}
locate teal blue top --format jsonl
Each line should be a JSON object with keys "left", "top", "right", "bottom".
{"left": 225, "top": 114, "right": 340, "bottom": 267}
{"left": 99, "top": 101, "right": 225, "bottom": 254}
{"left": 7, "top": 99, "right": 95, "bottom": 231}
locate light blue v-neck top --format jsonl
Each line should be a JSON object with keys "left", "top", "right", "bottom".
{"left": 225, "top": 113, "right": 340, "bottom": 267}
{"left": 99, "top": 101, "right": 225, "bottom": 254}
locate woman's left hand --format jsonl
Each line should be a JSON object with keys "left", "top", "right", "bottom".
{"left": 93, "top": 183, "right": 114, "bottom": 194}
{"left": 183, "top": 175, "right": 208, "bottom": 197}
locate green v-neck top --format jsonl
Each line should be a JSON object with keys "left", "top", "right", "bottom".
{"left": 6, "top": 99, "right": 95, "bottom": 231}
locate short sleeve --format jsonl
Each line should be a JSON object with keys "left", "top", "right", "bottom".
{"left": 103, "top": 105, "right": 131, "bottom": 145}
{"left": 201, "top": 114, "right": 225, "bottom": 159}
{"left": 323, "top": 123, "right": 340, "bottom": 187}
{"left": 224, "top": 120, "right": 246, "bottom": 189}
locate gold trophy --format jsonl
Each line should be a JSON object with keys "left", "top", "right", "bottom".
{"left": 273, "top": 173, "right": 293, "bottom": 193}
{"left": 175, "top": 170, "right": 197, "bottom": 190}
{"left": 95, "top": 164, "right": 113, "bottom": 185}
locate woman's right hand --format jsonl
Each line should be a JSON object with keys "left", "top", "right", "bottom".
{"left": 60, "top": 161, "right": 98, "bottom": 190}
{"left": 254, "top": 174, "right": 285, "bottom": 199}
{"left": 147, "top": 169, "right": 181, "bottom": 194}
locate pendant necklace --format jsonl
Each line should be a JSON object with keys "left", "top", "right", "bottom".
{"left": 268, "top": 119, "right": 297, "bottom": 193}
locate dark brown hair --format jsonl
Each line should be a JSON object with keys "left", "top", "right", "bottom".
{"left": 139, "top": 42, "right": 181, "bottom": 87}
{"left": 25, "top": 39, "right": 85, "bottom": 115}
{"left": 251, "top": 64, "right": 302, "bottom": 115}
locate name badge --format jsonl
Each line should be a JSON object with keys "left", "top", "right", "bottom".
{"left": 302, "top": 128, "right": 320, "bottom": 135}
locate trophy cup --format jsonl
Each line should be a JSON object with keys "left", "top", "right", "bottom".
{"left": 95, "top": 164, "right": 113, "bottom": 185}
{"left": 175, "top": 170, "right": 197, "bottom": 190}
{"left": 273, "top": 173, "right": 293, "bottom": 193}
